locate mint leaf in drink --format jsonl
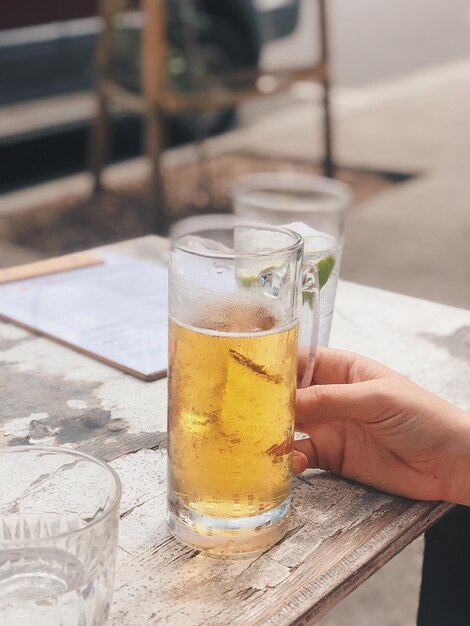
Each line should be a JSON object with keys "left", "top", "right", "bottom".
{"left": 317, "top": 254, "right": 336, "bottom": 289}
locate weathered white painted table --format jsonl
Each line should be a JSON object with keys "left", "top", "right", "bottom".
{"left": 1, "top": 236, "right": 470, "bottom": 625}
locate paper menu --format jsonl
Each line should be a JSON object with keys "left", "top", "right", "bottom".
{"left": 0, "top": 253, "right": 168, "bottom": 381}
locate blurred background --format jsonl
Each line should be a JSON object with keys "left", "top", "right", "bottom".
{"left": 1, "top": 1, "right": 469, "bottom": 622}
{"left": 1, "top": 0, "right": 469, "bottom": 307}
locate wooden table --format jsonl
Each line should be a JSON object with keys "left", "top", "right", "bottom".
{"left": 1, "top": 236, "right": 470, "bottom": 625}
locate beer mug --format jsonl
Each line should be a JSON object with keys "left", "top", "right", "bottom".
{"left": 167, "top": 220, "right": 319, "bottom": 555}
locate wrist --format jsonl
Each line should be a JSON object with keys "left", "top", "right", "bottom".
{"left": 442, "top": 409, "right": 470, "bottom": 505}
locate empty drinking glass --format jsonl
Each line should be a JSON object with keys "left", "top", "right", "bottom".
{"left": 0, "top": 446, "right": 121, "bottom": 626}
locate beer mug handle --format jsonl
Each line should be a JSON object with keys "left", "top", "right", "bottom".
{"left": 299, "top": 260, "right": 320, "bottom": 389}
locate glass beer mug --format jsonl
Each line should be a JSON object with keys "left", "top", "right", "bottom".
{"left": 167, "top": 221, "right": 319, "bottom": 555}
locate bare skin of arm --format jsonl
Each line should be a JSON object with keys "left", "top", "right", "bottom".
{"left": 293, "top": 348, "right": 470, "bottom": 506}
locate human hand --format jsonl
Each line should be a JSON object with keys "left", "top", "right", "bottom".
{"left": 293, "top": 349, "right": 470, "bottom": 505}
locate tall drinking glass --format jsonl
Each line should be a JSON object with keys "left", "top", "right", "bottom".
{"left": 167, "top": 222, "right": 319, "bottom": 555}
{"left": 232, "top": 173, "right": 352, "bottom": 345}
{"left": 0, "top": 446, "right": 121, "bottom": 626}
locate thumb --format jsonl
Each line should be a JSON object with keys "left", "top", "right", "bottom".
{"left": 296, "top": 380, "right": 379, "bottom": 425}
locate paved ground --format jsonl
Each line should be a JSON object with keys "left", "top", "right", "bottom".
{"left": 0, "top": 240, "right": 40, "bottom": 266}
{"left": 318, "top": 538, "right": 424, "bottom": 626}
{"left": 261, "top": 0, "right": 470, "bottom": 86}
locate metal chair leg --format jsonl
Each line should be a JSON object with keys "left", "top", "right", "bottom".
{"left": 144, "top": 105, "right": 165, "bottom": 233}
{"left": 319, "top": 0, "right": 335, "bottom": 178}
{"left": 90, "top": 87, "right": 111, "bottom": 194}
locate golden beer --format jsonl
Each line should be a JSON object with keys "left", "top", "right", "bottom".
{"left": 168, "top": 303, "right": 298, "bottom": 523}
